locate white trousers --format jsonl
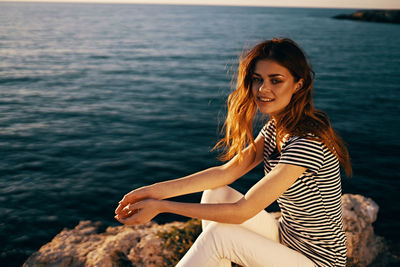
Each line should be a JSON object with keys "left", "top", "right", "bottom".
{"left": 175, "top": 186, "right": 315, "bottom": 267}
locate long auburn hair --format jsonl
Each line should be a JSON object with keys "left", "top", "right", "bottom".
{"left": 215, "top": 38, "right": 352, "bottom": 176}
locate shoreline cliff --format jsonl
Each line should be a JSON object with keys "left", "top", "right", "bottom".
{"left": 23, "top": 194, "right": 399, "bottom": 267}
{"left": 333, "top": 10, "right": 400, "bottom": 24}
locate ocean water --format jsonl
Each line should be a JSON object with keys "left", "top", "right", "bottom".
{"left": 0, "top": 2, "right": 399, "bottom": 266}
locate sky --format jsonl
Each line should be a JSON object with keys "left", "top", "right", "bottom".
{"left": 1, "top": 0, "right": 400, "bottom": 9}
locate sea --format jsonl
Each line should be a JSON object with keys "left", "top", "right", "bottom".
{"left": 0, "top": 2, "right": 399, "bottom": 266}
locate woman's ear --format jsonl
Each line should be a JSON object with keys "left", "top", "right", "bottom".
{"left": 295, "top": 79, "right": 304, "bottom": 92}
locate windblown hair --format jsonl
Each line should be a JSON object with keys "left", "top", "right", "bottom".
{"left": 215, "top": 38, "right": 352, "bottom": 176}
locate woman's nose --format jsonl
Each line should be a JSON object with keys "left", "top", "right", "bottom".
{"left": 258, "top": 82, "right": 270, "bottom": 92}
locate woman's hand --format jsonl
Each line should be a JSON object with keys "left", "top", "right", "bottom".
{"left": 115, "top": 185, "right": 155, "bottom": 217}
{"left": 114, "top": 199, "right": 162, "bottom": 225}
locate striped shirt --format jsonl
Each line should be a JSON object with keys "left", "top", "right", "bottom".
{"left": 261, "top": 120, "right": 347, "bottom": 267}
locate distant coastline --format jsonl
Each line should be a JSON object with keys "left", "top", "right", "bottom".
{"left": 333, "top": 10, "right": 400, "bottom": 24}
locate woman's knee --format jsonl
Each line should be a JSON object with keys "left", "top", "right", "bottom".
{"left": 201, "top": 186, "right": 226, "bottom": 204}
{"left": 201, "top": 185, "right": 243, "bottom": 204}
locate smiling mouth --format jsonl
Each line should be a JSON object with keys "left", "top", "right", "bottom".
{"left": 257, "top": 96, "right": 275, "bottom": 102}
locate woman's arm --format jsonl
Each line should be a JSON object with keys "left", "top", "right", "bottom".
{"left": 115, "top": 163, "right": 306, "bottom": 225}
{"left": 115, "top": 133, "right": 265, "bottom": 215}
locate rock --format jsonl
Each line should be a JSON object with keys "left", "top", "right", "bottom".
{"left": 341, "top": 194, "right": 386, "bottom": 266}
{"left": 23, "top": 220, "right": 187, "bottom": 267}
{"left": 24, "top": 194, "right": 396, "bottom": 267}
{"left": 333, "top": 10, "right": 400, "bottom": 24}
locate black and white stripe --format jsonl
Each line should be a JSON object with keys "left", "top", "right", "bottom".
{"left": 261, "top": 120, "right": 347, "bottom": 267}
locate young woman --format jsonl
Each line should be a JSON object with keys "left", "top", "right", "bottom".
{"left": 115, "top": 38, "right": 351, "bottom": 267}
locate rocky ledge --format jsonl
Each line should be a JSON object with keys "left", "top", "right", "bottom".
{"left": 24, "top": 194, "right": 399, "bottom": 267}
{"left": 333, "top": 10, "right": 400, "bottom": 24}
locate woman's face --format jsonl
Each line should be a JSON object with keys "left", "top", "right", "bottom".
{"left": 251, "top": 59, "right": 303, "bottom": 116}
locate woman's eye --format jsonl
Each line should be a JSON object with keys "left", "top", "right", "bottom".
{"left": 271, "top": 79, "right": 281, "bottom": 84}
{"left": 252, "top": 77, "right": 261, "bottom": 83}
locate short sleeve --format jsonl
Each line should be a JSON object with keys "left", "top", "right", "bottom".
{"left": 279, "top": 137, "right": 324, "bottom": 173}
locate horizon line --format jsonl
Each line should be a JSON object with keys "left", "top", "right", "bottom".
{"left": 1, "top": 1, "right": 399, "bottom": 10}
